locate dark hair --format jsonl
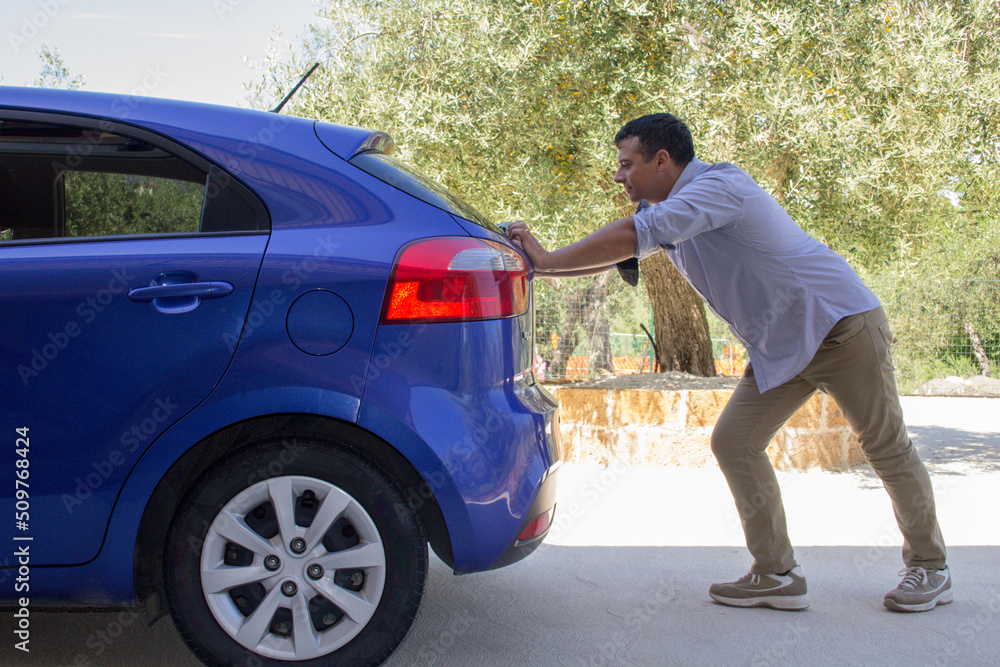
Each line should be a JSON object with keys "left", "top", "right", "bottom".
{"left": 614, "top": 113, "right": 695, "bottom": 166}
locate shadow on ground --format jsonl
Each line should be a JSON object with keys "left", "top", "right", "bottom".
{"left": 911, "top": 425, "right": 1000, "bottom": 473}
{"left": 845, "top": 424, "right": 1000, "bottom": 490}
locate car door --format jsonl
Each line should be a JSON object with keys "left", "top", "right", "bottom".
{"left": 0, "top": 114, "right": 270, "bottom": 565}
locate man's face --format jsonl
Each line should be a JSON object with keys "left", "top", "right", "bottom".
{"left": 614, "top": 136, "right": 671, "bottom": 204}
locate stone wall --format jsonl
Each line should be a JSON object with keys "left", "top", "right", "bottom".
{"left": 547, "top": 387, "right": 865, "bottom": 470}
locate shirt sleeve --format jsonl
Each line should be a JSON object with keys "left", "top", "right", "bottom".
{"left": 633, "top": 173, "right": 744, "bottom": 259}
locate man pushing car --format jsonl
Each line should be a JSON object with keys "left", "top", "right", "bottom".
{"left": 506, "top": 112, "right": 950, "bottom": 613}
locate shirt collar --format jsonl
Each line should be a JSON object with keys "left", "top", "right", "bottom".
{"left": 665, "top": 156, "right": 706, "bottom": 200}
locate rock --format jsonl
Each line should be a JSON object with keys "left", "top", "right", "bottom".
{"left": 912, "top": 377, "right": 972, "bottom": 396}
{"left": 549, "top": 385, "right": 862, "bottom": 469}
{"left": 913, "top": 375, "right": 1000, "bottom": 397}
{"left": 968, "top": 375, "right": 1000, "bottom": 396}
{"left": 559, "top": 370, "right": 740, "bottom": 392}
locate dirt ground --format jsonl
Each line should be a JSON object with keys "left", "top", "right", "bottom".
{"left": 549, "top": 370, "right": 741, "bottom": 391}
{"left": 552, "top": 370, "right": 1000, "bottom": 397}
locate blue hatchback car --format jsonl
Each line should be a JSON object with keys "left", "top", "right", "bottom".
{"left": 1, "top": 87, "right": 560, "bottom": 665}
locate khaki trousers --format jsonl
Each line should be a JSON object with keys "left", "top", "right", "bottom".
{"left": 711, "top": 307, "right": 947, "bottom": 574}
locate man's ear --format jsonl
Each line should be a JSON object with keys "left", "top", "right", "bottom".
{"left": 655, "top": 149, "right": 673, "bottom": 171}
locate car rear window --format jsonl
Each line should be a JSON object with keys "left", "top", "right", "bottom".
{"left": 349, "top": 151, "right": 501, "bottom": 234}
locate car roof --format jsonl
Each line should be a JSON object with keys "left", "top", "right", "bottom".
{"left": 0, "top": 86, "right": 378, "bottom": 161}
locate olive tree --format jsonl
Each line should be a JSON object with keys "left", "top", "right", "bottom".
{"left": 30, "top": 44, "right": 85, "bottom": 90}
{"left": 249, "top": 0, "right": 999, "bottom": 380}
{"left": 250, "top": 0, "right": 720, "bottom": 376}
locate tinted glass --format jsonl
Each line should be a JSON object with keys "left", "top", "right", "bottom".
{"left": 64, "top": 172, "right": 204, "bottom": 237}
{"left": 350, "top": 151, "right": 500, "bottom": 233}
{"left": 0, "top": 120, "right": 208, "bottom": 241}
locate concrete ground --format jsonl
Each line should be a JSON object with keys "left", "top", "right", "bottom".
{"left": 5, "top": 397, "right": 999, "bottom": 666}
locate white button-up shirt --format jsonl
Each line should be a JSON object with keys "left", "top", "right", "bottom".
{"left": 633, "top": 157, "right": 880, "bottom": 392}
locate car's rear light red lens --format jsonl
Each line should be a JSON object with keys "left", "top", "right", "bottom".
{"left": 517, "top": 509, "right": 553, "bottom": 543}
{"left": 381, "top": 237, "right": 528, "bottom": 323}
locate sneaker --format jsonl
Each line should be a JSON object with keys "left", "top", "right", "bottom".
{"left": 709, "top": 566, "right": 810, "bottom": 610}
{"left": 883, "top": 566, "right": 953, "bottom": 612}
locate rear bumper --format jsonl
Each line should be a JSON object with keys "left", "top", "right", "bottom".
{"left": 358, "top": 317, "right": 561, "bottom": 573}
{"left": 488, "top": 461, "right": 559, "bottom": 570}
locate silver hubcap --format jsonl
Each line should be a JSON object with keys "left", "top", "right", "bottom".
{"left": 200, "top": 476, "right": 386, "bottom": 660}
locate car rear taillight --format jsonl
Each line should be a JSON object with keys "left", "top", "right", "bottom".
{"left": 381, "top": 237, "right": 529, "bottom": 323}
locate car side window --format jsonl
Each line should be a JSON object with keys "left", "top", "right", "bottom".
{"left": 63, "top": 171, "right": 204, "bottom": 237}
{"left": 0, "top": 119, "right": 268, "bottom": 242}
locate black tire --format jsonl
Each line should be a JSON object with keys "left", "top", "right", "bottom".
{"left": 164, "top": 436, "right": 427, "bottom": 666}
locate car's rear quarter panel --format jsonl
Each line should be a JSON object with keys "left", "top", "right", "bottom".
{"left": 359, "top": 310, "right": 558, "bottom": 572}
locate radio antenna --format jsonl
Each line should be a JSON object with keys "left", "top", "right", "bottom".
{"left": 271, "top": 62, "right": 321, "bottom": 114}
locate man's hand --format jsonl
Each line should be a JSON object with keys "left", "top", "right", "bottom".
{"left": 506, "top": 221, "right": 554, "bottom": 270}
{"left": 504, "top": 217, "right": 638, "bottom": 276}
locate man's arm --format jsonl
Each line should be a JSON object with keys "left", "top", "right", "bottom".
{"left": 506, "top": 217, "right": 638, "bottom": 272}
{"left": 533, "top": 265, "right": 615, "bottom": 278}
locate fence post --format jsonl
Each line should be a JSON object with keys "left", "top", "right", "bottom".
{"left": 649, "top": 308, "right": 655, "bottom": 373}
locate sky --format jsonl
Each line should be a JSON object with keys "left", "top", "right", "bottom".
{"left": 2, "top": 0, "right": 324, "bottom": 108}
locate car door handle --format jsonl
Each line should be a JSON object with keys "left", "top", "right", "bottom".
{"left": 127, "top": 282, "right": 234, "bottom": 302}
{"left": 128, "top": 276, "right": 234, "bottom": 315}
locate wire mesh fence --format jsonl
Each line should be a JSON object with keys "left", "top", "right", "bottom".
{"left": 532, "top": 277, "right": 1000, "bottom": 393}
{"left": 872, "top": 277, "right": 1000, "bottom": 392}
{"left": 531, "top": 276, "right": 749, "bottom": 383}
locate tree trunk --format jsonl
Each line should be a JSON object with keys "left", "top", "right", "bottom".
{"left": 545, "top": 273, "right": 615, "bottom": 379}
{"left": 583, "top": 271, "right": 614, "bottom": 376}
{"left": 640, "top": 253, "right": 716, "bottom": 376}
{"left": 965, "top": 321, "right": 991, "bottom": 377}
{"left": 547, "top": 284, "right": 585, "bottom": 379}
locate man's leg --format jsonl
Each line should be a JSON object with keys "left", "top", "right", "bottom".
{"left": 801, "top": 307, "right": 949, "bottom": 612}
{"left": 800, "top": 308, "right": 946, "bottom": 570}
{"left": 711, "top": 366, "right": 815, "bottom": 575}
